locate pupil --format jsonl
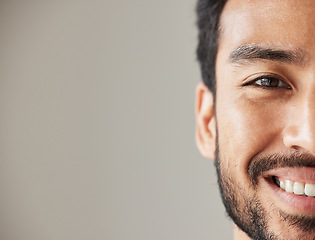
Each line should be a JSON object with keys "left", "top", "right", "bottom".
{"left": 261, "top": 78, "right": 278, "bottom": 87}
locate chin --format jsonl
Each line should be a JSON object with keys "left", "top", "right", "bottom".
{"left": 215, "top": 150, "right": 315, "bottom": 240}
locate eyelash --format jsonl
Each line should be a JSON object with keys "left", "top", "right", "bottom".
{"left": 243, "top": 75, "right": 292, "bottom": 89}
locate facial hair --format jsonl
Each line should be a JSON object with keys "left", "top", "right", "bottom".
{"left": 215, "top": 141, "right": 315, "bottom": 240}
{"left": 215, "top": 147, "right": 276, "bottom": 240}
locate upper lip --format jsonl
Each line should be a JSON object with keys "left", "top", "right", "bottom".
{"left": 263, "top": 167, "right": 315, "bottom": 184}
{"left": 248, "top": 150, "right": 315, "bottom": 185}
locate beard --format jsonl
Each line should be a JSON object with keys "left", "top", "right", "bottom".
{"left": 214, "top": 139, "right": 315, "bottom": 240}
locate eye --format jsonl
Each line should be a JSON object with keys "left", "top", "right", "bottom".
{"left": 255, "top": 77, "right": 288, "bottom": 88}
{"left": 244, "top": 75, "right": 292, "bottom": 89}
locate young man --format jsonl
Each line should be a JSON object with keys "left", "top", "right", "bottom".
{"left": 195, "top": 0, "right": 315, "bottom": 239}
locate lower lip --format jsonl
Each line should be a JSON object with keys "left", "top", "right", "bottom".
{"left": 264, "top": 177, "right": 315, "bottom": 214}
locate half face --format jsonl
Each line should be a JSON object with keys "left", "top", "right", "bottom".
{"left": 197, "top": 0, "right": 315, "bottom": 239}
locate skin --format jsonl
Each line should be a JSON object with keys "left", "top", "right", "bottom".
{"left": 196, "top": 0, "right": 315, "bottom": 239}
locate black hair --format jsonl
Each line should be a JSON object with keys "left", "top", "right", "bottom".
{"left": 196, "top": 0, "right": 228, "bottom": 94}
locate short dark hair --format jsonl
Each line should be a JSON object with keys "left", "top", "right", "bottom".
{"left": 196, "top": 0, "right": 228, "bottom": 94}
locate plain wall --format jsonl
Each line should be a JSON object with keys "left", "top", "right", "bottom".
{"left": 0, "top": 1, "right": 232, "bottom": 239}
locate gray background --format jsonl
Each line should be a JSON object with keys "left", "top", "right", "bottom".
{"left": 0, "top": 1, "right": 232, "bottom": 239}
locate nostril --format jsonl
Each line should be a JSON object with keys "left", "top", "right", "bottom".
{"left": 291, "top": 145, "right": 301, "bottom": 151}
{"left": 283, "top": 124, "right": 315, "bottom": 154}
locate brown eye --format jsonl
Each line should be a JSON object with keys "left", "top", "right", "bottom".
{"left": 254, "top": 77, "right": 290, "bottom": 88}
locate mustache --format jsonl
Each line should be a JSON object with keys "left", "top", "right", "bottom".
{"left": 248, "top": 150, "right": 315, "bottom": 187}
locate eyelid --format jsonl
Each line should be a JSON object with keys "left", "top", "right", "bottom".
{"left": 242, "top": 73, "right": 291, "bottom": 89}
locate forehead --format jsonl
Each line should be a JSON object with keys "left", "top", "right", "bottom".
{"left": 217, "top": 0, "right": 315, "bottom": 59}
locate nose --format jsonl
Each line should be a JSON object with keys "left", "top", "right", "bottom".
{"left": 283, "top": 91, "right": 315, "bottom": 155}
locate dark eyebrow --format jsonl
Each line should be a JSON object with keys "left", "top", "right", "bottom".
{"left": 228, "top": 44, "right": 307, "bottom": 66}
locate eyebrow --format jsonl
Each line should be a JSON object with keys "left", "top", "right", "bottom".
{"left": 228, "top": 44, "right": 307, "bottom": 66}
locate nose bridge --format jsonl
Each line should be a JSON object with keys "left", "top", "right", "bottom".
{"left": 283, "top": 88, "right": 315, "bottom": 154}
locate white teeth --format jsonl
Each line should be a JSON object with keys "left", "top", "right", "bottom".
{"left": 285, "top": 180, "right": 294, "bottom": 193}
{"left": 293, "top": 182, "right": 305, "bottom": 195}
{"left": 305, "top": 184, "right": 315, "bottom": 197}
{"left": 278, "top": 179, "right": 315, "bottom": 197}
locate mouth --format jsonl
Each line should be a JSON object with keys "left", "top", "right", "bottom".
{"left": 272, "top": 176, "right": 315, "bottom": 197}
{"left": 262, "top": 167, "right": 315, "bottom": 214}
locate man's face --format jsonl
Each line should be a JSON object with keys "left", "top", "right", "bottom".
{"left": 197, "top": 0, "right": 315, "bottom": 239}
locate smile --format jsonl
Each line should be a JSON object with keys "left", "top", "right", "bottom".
{"left": 262, "top": 167, "right": 315, "bottom": 214}
{"left": 273, "top": 177, "right": 315, "bottom": 197}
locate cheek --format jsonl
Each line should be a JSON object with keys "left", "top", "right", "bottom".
{"left": 216, "top": 95, "right": 286, "bottom": 172}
